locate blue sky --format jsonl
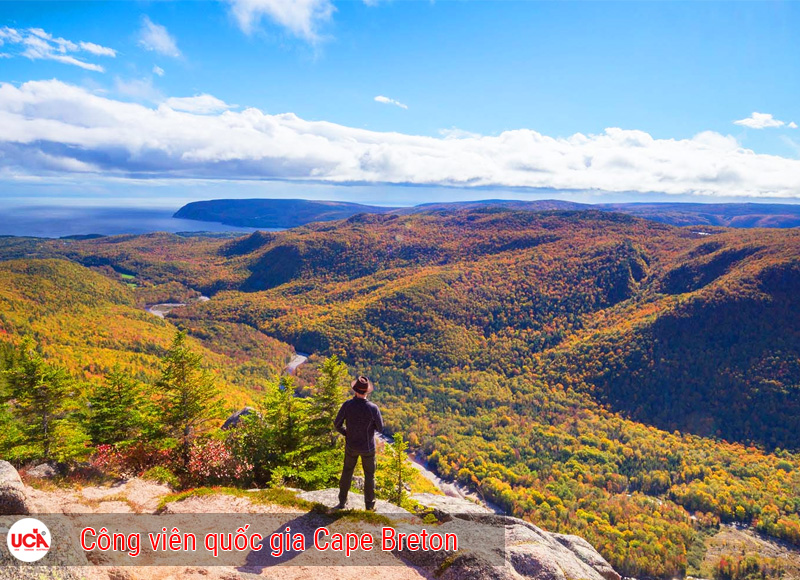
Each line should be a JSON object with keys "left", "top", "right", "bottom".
{"left": 1, "top": 1, "right": 799, "bottom": 206}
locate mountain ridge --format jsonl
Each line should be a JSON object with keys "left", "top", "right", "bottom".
{"left": 174, "top": 197, "right": 800, "bottom": 229}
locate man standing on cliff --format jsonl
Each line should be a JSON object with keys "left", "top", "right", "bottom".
{"left": 334, "top": 375, "right": 384, "bottom": 511}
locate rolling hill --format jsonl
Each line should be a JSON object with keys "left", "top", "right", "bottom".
{"left": 2, "top": 208, "right": 800, "bottom": 577}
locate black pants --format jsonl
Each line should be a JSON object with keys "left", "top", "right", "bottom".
{"left": 338, "top": 446, "right": 376, "bottom": 508}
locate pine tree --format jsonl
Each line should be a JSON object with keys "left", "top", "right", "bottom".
{"left": 377, "top": 433, "right": 415, "bottom": 506}
{"left": 307, "top": 355, "right": 348, "bottom": 448}
{"left": 229, "top": 375, "right": 310, "bottom": 487}
{"left": 155, "top": 331, "right": 224, "bottom": 468}
{"left": 88, "top": 366, "right": 146, "bottom": 445}
{"left": 3, "top": 337, "right": 87, "bottom": 461}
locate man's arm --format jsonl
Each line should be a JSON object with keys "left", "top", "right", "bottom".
{"left": 373, "top": 405, "right": 384, "bottom": 433}
{"left": 334, "top": 401, "right": 347, "bottom": 436}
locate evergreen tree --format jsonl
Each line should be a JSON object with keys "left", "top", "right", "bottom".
{"left": 262, "top": 375, "right": 310, "bottom": 484}
{"left": 88, "top": 366, "right": 146, "bottom": 445}
{"left": 3, "top": 337, "right": 87, "bottom": 461}
{"left": 307, "top": 355, "right": 348, "bottom": 447}
{"left": 289, "top": 356, "right": 349, "bottom": 488}
{"left": 228, "top": 375, "right": 310, "bottom": 487}
{"left": 377, "top": 433, "right": 414, "bottom": 506}
{"left": 155, "top": 331, "right": 224, "bottom": 468}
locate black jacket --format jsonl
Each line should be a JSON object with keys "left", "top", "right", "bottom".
{"left": 334, "top": 397, "right": 384, "bottom": 454}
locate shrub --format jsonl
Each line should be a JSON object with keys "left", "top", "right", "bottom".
{"left": 183, "top": 439, "right": 252, "bottom": 487}
{"left": 90, "top": 442, "right": 174, "bottom": 478}
{"left": 141, "top": 466, "right": 179, "bottom": 488}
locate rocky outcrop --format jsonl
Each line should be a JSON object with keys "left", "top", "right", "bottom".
{"left": 297, "top": 488, "right": 411, "bottom": 514}
{"left": 411, "top": 492, "right": 621, "bottom": 580}
{"left": 552, "top": 533, "right": 621, "bottom": 580}
{"left": 0, "top": 460, "right": 30, "bottom": 514}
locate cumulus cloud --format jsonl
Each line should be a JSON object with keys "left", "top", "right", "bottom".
{"left": 164, "top": 94, "right": 234, "bottom": 114}
{"left": 138, "top": 16, "right": 181, "bottom": 58}
{"left": 0, "top": 26, "right": 115, "bottom": 72}
{"left": 375, "top": 95, "right": 408, "bottom": 110}
{"left": 227, "top": 0, "right": 334, "bottom": 41}
{"left": 733, "top": 112, "right": 789, "bottom": 129}
{"left": 789, "top": 122, "right": 798, "bottom": 129}
{"left": 152, "top": 65, "right": 165, "bottom": 77}
{"left": 1, "top": 79, "right": 800, "bottom": 198}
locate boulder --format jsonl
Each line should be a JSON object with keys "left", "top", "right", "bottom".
{"left": 0, "top": 460, "right": 30, "bottom": 515}
{"left": 25, "top": 462, "right": 63, "bottom": 479}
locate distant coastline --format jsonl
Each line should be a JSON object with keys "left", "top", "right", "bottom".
{"left": 0, "top": 205, "right": 264, "bottom": 238}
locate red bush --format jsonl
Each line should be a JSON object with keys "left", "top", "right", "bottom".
{"left": 184, "top": 439, "right": 252, "bottom": 487}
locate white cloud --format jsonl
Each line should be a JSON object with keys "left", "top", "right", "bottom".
{"left": 138, "top": 16, "right": 181, "bottom": 58}
{"left": 227, "top": 0, "right": 334, "bottom": 42}
{"left": 0, "top": 26, "right": 114, "bottom": 72}
{"left": 374, "top": 95, "right": 408, "bottom": 110}
{"left": 164, "top": 94, "right": 234, "bottom": 114}
{"left": 733, "top": 112, "right": 787, "bottom": 129}
{"left": 439, "top": 127, "right": 482, "bottom": 139}
{"left": 153, "top": 65, "right": 165, "bottom": 77}
{"left": 2, "top": 79, "right": 800, "bottom": 198}
{"left": 79, "top": 41, "right": 117, "bottom": 57}
{"left": 789, "top": 122, "right": 798, "bottom": 129}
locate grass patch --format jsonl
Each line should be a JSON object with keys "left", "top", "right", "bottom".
{"left": 157, "top": 486, "right": 221, "bottom": 511}
{"left": 156, "top": 486, "right": 313, "bottom": 512}
{"left": 141, "top": 466, "right": 179, "bottom": 489}
{"left": 22, "top": 467, "right": 119, "bottom": 491}
{"left": 247, "top": 488, "right": 313, "bottom": 510}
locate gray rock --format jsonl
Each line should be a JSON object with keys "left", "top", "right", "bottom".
{"left": 411, "top": 491, "right": 621, "bottom": 580}
{"left": 411, "top": 492, "right": 494, "bottom": 514}
{"left": 439, "top": 553, "right": 519, "bottom": 580}
{"left": 26, "top": 462, "right": 61, "bottom": 479}
{"left": 553, "top": 533, "right": 621, "bottom": 580}
{"left": 0, "top": 460, "right": 30, "bottom": 515}
{"left": 297, "top": 488, "right": 410, "bottom": 514}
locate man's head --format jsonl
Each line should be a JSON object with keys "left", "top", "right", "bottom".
{"left": 351, "top": 376, "right": 373, "bottom": 398}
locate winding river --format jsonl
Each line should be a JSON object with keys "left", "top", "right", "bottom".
{"left": 143, "top": 300, "right": 497, "bottom": 510}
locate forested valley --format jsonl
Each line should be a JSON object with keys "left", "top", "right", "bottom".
{"left": 2, "top": 207, "right": 800, "bottom": 578}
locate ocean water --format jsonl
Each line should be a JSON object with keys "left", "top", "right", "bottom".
{"left": 0, "top": 205, "right": 260, "bottom": 238}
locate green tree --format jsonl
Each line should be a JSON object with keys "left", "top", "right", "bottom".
{"left": 155, "top": 331, "right": 224, "bottom": 468}
{"left": 88, "top": 366, "right": 148, "bottom": 445}
{"left": 285, "top": 357, "right": 350, "bottom": 487}
{"left": 228, "top": 375, "right": 310, "bottom": 487}
{"left": 307, "top": 355, "right": 348, "bottom": 447}
{"left": 3, "top": 337, "right": 87, "bottom": 462}
{"left": 377, "top": 433, "right": 415, "bottom": 506}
